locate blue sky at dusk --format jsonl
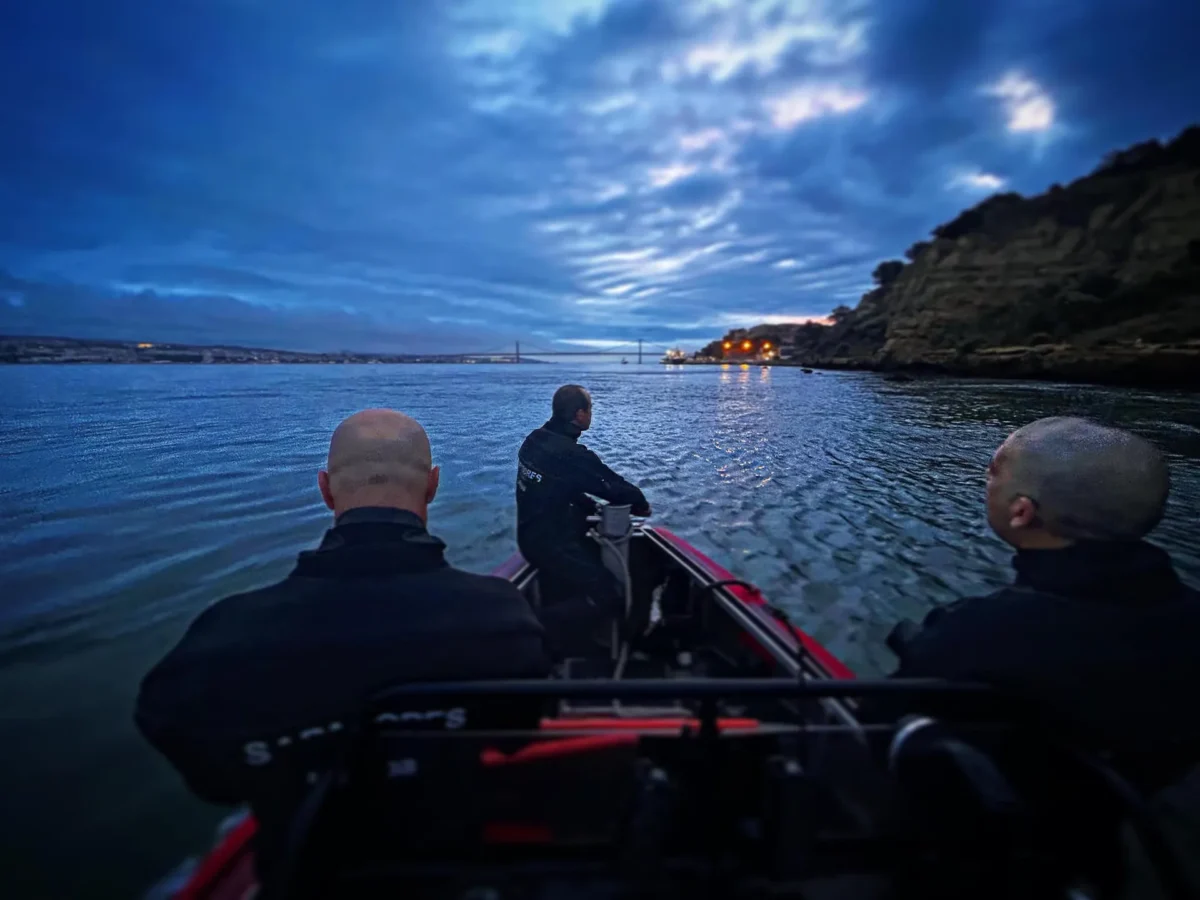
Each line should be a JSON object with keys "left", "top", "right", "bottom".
{"left": 1, "top": 0, "right": 1197, "bottom": 353}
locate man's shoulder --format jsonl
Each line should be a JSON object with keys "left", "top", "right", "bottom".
{"left": 1178, "top": 578, "right": 1200, "bottom": 604}
{"left": 919, "top": 586, "right": 1041, "bottom": 633}
{"left": 175, "top": 576, "right": 297, "bottom": 637}
{"left": 899, "top": 587, "right": 1040, "bottom": 670}
{"left": 433, "top": 566, "right": 545, "bottom": 636}
{"left": 433, "top": 564, "right": 537, "bottom": 605}
{"left": 520, "top": 425, "right": 566, "bottom": 455}
{"left": 438, "top": 565, "right": 526, "bottom": 597}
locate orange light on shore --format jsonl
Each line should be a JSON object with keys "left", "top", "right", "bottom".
{"left": 723, "top": 341, "right": 732, "bottom": 350}
{"left": 742, "top": 340, "right": 752, "bottom": 350}
{"left": 763, "top": 341, "right": 771, "bottom": 349}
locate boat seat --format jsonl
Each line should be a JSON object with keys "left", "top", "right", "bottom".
{"left": 885, "top": 716, "right": 1062, "bottom": 897}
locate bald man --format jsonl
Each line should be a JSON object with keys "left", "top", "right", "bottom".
{"left": 136, "top": 409, "right": 550, "bottom": 876}
{"left": 876, "top": 418, "right": 1200, "bottom": 888}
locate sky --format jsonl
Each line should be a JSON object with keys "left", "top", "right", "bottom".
{"left": 1, "top": 0, "right": 1197, "bottom": 353}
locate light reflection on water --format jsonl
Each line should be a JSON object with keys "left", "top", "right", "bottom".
{"left": 0, "top": 362, "right": 1197, "bottom": 898}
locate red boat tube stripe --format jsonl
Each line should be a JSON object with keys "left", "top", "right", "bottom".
{"left": 174, "top": 814, "right": 257, "bottom": 900}
{"left": 490, "top": 552, "right": 528, "bottom": 581}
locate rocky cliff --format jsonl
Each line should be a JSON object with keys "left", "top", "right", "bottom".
{"left": 778, "top": 126, "right": 1200, "bottom": 386}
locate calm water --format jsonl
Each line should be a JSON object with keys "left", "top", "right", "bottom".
{"left": 2, "top": 363, "right": 1198, "bottom": 898}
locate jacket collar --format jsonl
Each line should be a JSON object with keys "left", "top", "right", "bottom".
{"left": 292, "top": 507, "right": 448, "bottom": 578}
{"left": 1012, "top": 539, "right": 1183, "bottom": 603}
{"left": 334, "top": 506, "right": 426, "bottom": 528}
{"left": 542, "top": 418, "right": 582, "bottom": 441}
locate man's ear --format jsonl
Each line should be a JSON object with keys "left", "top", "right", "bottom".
{"left": 318, "top": 470, "right": 335, "bottom": 511}
{"left": 426, "top": 466, "right": 440, "bottom": 504}
{"left": 1008, "top": 495, "right": 1038, "bottom": 530}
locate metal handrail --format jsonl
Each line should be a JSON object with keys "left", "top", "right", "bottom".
{"left": 369, "top": 677, "right": 996, "bottom": 704}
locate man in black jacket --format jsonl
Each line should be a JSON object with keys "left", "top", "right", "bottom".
{"left": 516, "top": 385, "right": 650, "bottom": 657}
{"left": 136, "top": 409, "right": 551, "bottom": 874}
{"left": 878, "top": 417, "right": 1200, "bottom": 889}
{"left": 884, "top": 417, "right": 1200, "bottom": 786}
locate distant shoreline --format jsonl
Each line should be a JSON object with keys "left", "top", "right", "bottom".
{"left": 0, "top": 335, "right": 545, "bottom": 365}
{"left": 670, "top": 353, "right": 1200, "bottom": 390}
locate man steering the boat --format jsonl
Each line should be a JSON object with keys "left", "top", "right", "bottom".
{"left": 517, "top": 384, "right": 651, "bottom": 658}
{"left": 136, "top": 409, "right": 551, "bottom": 877}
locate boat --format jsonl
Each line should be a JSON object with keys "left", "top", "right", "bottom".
{"left": 621, "top": 357, "right": 629, "bottom": 364}
{"left": 661, "top": 348, "right": 688, "bottom": 364}
{"left": 149, "top": 508, "right": 1182, "bottom": 900}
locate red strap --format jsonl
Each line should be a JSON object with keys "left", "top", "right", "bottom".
{"left": 482, "top": 822, "right": 554, "bottom": 843}
{"left": 481, "top": 733, "right": 638, "bottom": 767}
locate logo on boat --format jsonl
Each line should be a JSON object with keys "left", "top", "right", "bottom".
{"left": 242, "top": 707, "right": 468, "bottom": 766}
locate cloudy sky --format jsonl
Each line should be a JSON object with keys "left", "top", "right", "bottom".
{"left": 1, "top": 0, "right": 1196, "bottom": 352}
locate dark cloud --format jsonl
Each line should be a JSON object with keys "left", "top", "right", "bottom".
{"left": 657, "top": 173, "right": 732, "bottom": 208}
{"left": 867, "top": 1, "right": 1002, "bottom": 94}
{"left": 1, "top": 0, "right": 1197, "bottom": 350}
{"left": 1004, "top": 0, "right": 1200, "bottom": 150}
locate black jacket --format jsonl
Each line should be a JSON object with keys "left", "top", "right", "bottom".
{"left": 135, "top": 508, "right": 550, "bottom": 868}
{"left": 884, "top": 540, "right": 1200, "bottom": 792}
{"left": 516, "top": 419, "right": 649, "bottom": 557}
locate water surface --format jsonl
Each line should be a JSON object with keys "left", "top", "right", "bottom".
{"left": 2, "top": 363, "right": 1198, "bottom": 898}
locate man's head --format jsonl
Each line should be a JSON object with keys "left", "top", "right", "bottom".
{"left": 318, "top": 409, "right": 440, "bottom": 521}
{"left": 985, "top": 416, "right": 1169, "bottom": 549}
{"left": 551, "top": 384, "right": 592, "bottom": 431}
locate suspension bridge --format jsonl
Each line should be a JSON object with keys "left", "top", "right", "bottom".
{"left": 430, "top": 339, "right": 678, "bottom": 363}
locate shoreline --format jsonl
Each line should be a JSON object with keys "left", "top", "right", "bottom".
{"left": 0, "top": 335, "right": 544, "bottom": 365}
{"left": 1, "top": 358, "right": 539, "bottom": 365}
{"left": 665, "top": 352, "right": 1200, "bottom": 391}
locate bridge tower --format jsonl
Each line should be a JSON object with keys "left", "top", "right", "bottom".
{"left": 516, "top": 340, "right": 520, "bottom": 363}
{"left": 638, "top": 338, "right": 643, "bottom": 364}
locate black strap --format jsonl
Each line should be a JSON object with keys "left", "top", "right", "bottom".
{"left": 696, "top": 578, "right": 759, "bottom": 596}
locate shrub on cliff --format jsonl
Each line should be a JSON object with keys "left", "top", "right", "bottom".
{"left": 872, "top": 259, "right": 906, "bottom": 287}
{"left": 932, "top": 192, "right": 1026, "bottom": 242}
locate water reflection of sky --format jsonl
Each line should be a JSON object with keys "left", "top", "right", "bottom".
{"left": 0, "top": 363, "right": 1197, "bottom": 900}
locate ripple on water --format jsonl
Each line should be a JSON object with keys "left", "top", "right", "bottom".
{"left": 0, "top": 364, "right": 1199, "bottom": 899}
